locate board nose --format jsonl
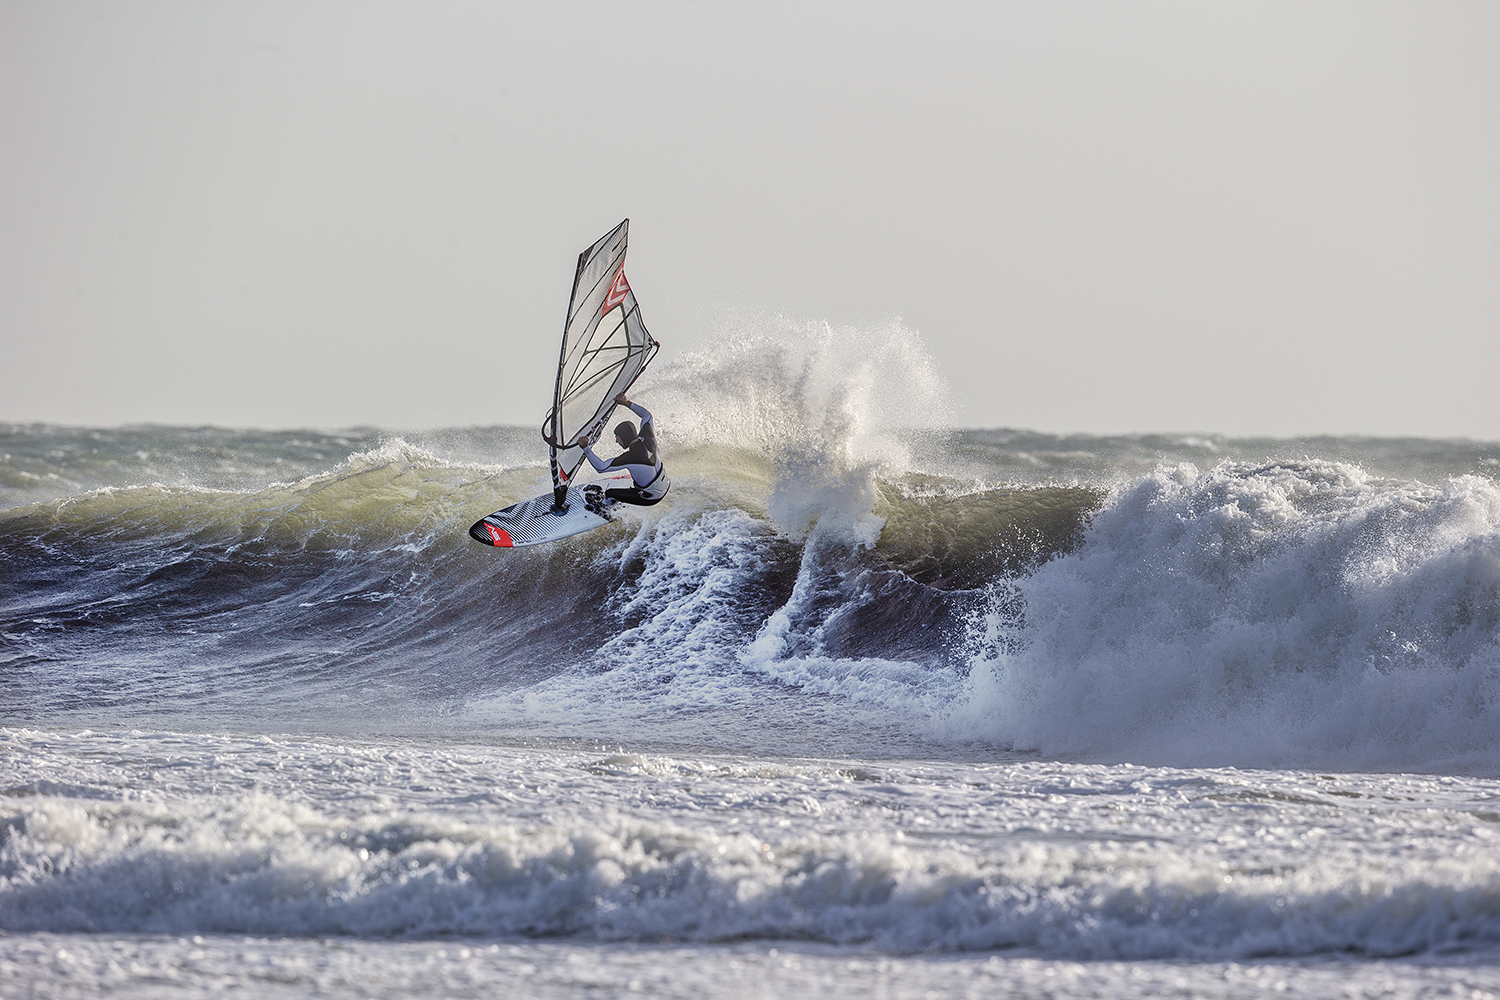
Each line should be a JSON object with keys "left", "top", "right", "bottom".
{"left": 468, "top": 519, "right": 513, "bottom": 547}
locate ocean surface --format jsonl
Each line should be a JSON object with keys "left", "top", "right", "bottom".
{"left": 4, "top": 326, "right": 1500, "bottom": 998}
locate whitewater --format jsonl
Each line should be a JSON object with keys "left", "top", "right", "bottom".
{"left": 4, "top": 319, "right": 1500, "bottom": 998}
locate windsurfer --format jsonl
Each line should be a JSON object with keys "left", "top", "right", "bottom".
{"left": 576, "top": 393, "right": 670, "bottom": 506}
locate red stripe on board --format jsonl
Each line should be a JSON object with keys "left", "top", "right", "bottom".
{"left": 485, "top": 523, "right": 513, "bottom": 547}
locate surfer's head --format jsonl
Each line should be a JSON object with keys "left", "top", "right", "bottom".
{"left": 614, "top": 421, "right": 637, "bottom": 446}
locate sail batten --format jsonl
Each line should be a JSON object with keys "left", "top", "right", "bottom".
{"left": 543, "top": 219, "right": 658, "bottom": 498}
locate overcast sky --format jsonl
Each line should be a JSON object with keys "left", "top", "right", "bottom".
{"left": 3, "top": 1, "right": 1497, "bottom": 438}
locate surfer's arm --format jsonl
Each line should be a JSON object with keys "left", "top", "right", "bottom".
{"left": 623, "top": 400, "right": 652, "bottom": 428}
{"left": 577, "top": 440, "right": 613, "bottom": 473}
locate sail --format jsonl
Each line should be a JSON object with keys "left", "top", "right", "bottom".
{"left": 543, "top": 219, "right": 659, "bottom": 495}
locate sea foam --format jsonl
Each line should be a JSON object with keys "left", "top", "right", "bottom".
{"left": 950, "top": 460, "right": 1500, "bottom": 770}
{"left": 4, "top": 731, "right": 1499, "bottom": 959}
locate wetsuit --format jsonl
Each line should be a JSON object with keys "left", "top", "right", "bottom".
{"left": 580, "top": 401, "right": 671, "bottom": 506}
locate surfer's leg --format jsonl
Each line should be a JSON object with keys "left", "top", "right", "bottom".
{"left": 606, "top": 472, "right": 669, "bottom": 507}
{"left": 604, "top": 486, "right": 663, "bottom": 507}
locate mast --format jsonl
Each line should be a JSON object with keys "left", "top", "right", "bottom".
{"left": 549, "top": 245, "right": 593, "bottom": 512}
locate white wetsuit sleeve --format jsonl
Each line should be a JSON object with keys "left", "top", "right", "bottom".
{"left": 579, "top": 444, "right": 612, "bottom": 473}
{"left": 626, "top": 401, "right": 652, "bottom": 428}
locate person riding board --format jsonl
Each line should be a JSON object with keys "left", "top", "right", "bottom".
{"left": 575, "top": 393, "right": 670, "bottom": 506}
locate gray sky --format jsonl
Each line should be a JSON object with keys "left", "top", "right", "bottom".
{"left": 3, "top": 1, "right": 1497, "bottom": 438}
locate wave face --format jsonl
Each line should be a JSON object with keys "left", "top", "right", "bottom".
{"left": 4, "top": 319, "right": 1500, "bottom": 771}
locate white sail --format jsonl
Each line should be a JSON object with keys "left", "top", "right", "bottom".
{"left": 543, "top": 219, "right": 659, "bottom": 499}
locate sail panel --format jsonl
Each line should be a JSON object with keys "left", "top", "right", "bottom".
{"left": 544, "top": 219, "right": 658, "bottom": 487}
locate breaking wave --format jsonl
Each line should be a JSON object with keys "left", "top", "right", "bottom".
{"left": 3, "top": 318, "right": 1500, "bottom": 772}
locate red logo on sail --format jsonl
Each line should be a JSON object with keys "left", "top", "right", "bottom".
{"left": 603, "top": 267, "right": 631, "bottom": 311}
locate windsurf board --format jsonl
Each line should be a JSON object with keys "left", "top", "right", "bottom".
{"left": 468, "top": 484, "right": 618, "bottom": 548}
